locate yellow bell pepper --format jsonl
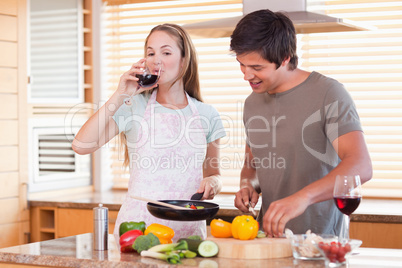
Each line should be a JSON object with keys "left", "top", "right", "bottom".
{"left": 231, "top": 215, "right": 259, "bottom": 240}
{"left": 144, "top": 223, "right": 175, "bottom": 244}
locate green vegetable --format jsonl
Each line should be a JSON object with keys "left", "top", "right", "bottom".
{"left": 187, "top": 235, "right": 202, "bottom": 241}
{"left": 119, "top": 221, "right": 146, "bottom": 236}
{"left": 148, "top": 240, "right": 188, "bottom": 253}
{"left": 140, "top": 240, "right": 197, "bottom": 264}
{"left": 132, "top": 233, "right": 160, "bottom": 253}
{"left": 184, "top": 205, "right": 204, "bottom": 209}
{"left": 183, "top": 250, "right": 197, "bottom": 258}
{"left": 257, "top": 230, "right": 267, "bottom": 238}
{"left": 140, "top": 251, "right": 181, "bottom": 264}
{"left": 178, "top": 238, "right": 219, "bottom": 257}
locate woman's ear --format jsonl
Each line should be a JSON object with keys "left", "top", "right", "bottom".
{"left": 180, "top": 57, "right": 185, "bottom": 69}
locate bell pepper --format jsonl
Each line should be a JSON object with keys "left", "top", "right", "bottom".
{"left": 119, "top": 221, "right": 146, "bottom": 236}
{"left": 231, "top": 215, "right": 259, "bottom": 240}
{"left": 210, "top": 219, "right": 232, "bottom": 238}
{"left": 119, "top": 229, "right": 143, "bottom": 253}
{"left": 144, "top": 223, "right": 175, "bottom": 244}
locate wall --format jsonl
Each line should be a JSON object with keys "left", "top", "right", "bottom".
{"left": 0, "top": 0, "right": 29, "bottom": 248}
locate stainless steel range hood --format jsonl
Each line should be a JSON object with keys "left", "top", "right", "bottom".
{"left": 183, "top": 0, "right": 373, "bottom": 38}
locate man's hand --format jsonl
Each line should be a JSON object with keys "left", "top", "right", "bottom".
{"left": 234, "top": 186, "right": 259, "bottom": 213}
{"left": 262, "top": 193, "right": 309, "bottom": 237}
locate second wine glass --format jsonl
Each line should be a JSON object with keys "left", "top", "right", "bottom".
{"left": 333, "top": 175, "right": 362, "bottom": 241}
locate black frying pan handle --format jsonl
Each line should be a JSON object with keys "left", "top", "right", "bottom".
{"left": 190, "top": 192, "right": 204, "bottom": 200}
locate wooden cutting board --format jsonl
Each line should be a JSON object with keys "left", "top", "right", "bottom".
{"left": 206, "top": 236, "right": 292, "bottom": 259}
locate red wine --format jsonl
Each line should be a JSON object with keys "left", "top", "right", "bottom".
{"left": 136, "top": 74, "right": 158, "bottom": 87}
{"left": 334, "top": 196, "right": 361, "bottom": 215}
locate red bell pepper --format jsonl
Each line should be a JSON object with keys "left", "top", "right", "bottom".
{"left": 119, "top": 229, "right": 143, "bottom": 253}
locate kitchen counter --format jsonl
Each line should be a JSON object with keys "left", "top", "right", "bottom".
{"left": 28, "top": 190, "right": 402, "bottom": 224}
{"left": 1, "top": 233, "right": 402, "bottom": 267}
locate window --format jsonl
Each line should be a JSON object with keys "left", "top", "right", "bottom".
{"left": 102, "top": 0, "right": 402, "bottom": 198}
{"left": 29, "top": 0, "right": 84, "bottom": 103}
{"left": 303, "top": 0, "right": 402, "bottom": 197}
{"left": 27, "top": 0, "right": 92, "bottom": 192}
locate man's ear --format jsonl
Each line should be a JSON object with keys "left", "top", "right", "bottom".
{"left": 281, "top": 57, "right": 291, "bottom": 67}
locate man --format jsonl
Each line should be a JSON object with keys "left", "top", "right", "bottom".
{"left": 231, "top": 10, "right": 372, "bottom": 237}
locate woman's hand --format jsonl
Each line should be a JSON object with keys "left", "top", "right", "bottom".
{"left": 196, "top": 175, "right": 222, "bottom": 200}
{"left": 116, "top": 59, "right": 153, "bottom": 97}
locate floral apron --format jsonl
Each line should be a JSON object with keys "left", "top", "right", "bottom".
{"left": 114, "top": 90, "right": 207, "bottom": 246}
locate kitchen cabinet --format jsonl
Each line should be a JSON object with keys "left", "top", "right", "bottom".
{"left": 30, "top": 206, "right": 118, "bottom": 242}
{"left": 350, "top": 221, "right": 402, "bottom": 249}
{"left": 57, "top": 208, "right": 118, "bottom": 238}
{"left": 30, "top": 207, "right": 57, "bottom": 241}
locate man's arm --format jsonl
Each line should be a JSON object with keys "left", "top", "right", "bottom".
{"left": 262, "top": 131, "right": 372, "bottom": 237}
{"left": 234, "top": 144, "right": 260, "bottom": 213}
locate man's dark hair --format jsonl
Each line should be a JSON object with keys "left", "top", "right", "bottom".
{"left": 230, "top": 9, "right": 298, "bottom": 70}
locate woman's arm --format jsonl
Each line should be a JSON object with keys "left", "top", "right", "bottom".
{"left": 196, "top": 139, "right": 222, "bottom": 200}
{"left": 72, "top": 60, "right": 147, "bottom": 155}
{"left": 72, "top": 92, "right": 123, "bottom": 155}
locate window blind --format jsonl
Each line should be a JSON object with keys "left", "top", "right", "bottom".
{"left": 29, "top": 0, "right": 84, "bottom": 103}
{"left": 304, "top": 0, "right": 402, "bottom": 196}
{"left": 102, "top": 0, "right": 402, "bottom": 196}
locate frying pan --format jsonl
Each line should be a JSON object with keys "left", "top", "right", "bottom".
{"left": 147, "top": 200, "right": 219, "bottom": 221}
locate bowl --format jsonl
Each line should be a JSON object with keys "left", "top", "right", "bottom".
{"left": 312, "top": 238, "right": 362, "bottom": 267}
{"left": 290, "top": 234, "right": 337, "bottom": 260}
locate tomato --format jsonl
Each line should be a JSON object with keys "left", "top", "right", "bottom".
{"left": 320, "top": 241, "right": 353, "bottom": 264}
{"left": 330, "top": 245, "right": 339, "bottom": 254}
{"left": 210, "top": 219, "right": 232, "bottom": 238}
{"left": 329, "top": 253, "right": 337, "bottom": 263}
{"left": 337, "top": 247, "right": 346, "bottom": 258}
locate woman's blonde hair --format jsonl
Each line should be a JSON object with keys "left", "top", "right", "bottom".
{"left": 145, "top": 23, "right": 202, "bottom": 101}
{"left": 121, "top": 23, "right": 202, "bottom": 168}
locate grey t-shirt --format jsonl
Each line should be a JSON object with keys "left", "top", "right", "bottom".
{"left": 243, "top": 71, "right": 362, "bottom": 235}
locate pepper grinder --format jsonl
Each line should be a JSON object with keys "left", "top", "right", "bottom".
{"left": 93, "top": 204, "right": 108, "bottom": 250}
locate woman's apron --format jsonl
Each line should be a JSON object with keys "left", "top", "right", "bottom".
{"left": 114, "top": 90, "right": 207, "bottom": 246}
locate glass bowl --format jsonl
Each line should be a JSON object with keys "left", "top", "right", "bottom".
{"left": 312, "top": 238, "right": 362, "bottom": 267}
{"left": 290, "top": 234, "right": 337, "bottom": 260}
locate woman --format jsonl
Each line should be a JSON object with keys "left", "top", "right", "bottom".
{"left": 72, "top": 24, "right": 225, "bottom": 245}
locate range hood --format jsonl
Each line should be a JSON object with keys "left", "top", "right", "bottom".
{"left": 183, "top": 0, "right": 373, "bottom": 38}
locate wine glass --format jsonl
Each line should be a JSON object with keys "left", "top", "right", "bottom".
{"left": 123, "top": 59, "right": 162, "bottom": 106}
{"left": 333, "top": 175, "right": 362, "bottom": 241}
{"left": 135, "top": 58, "right": 162, "bottom": 89}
